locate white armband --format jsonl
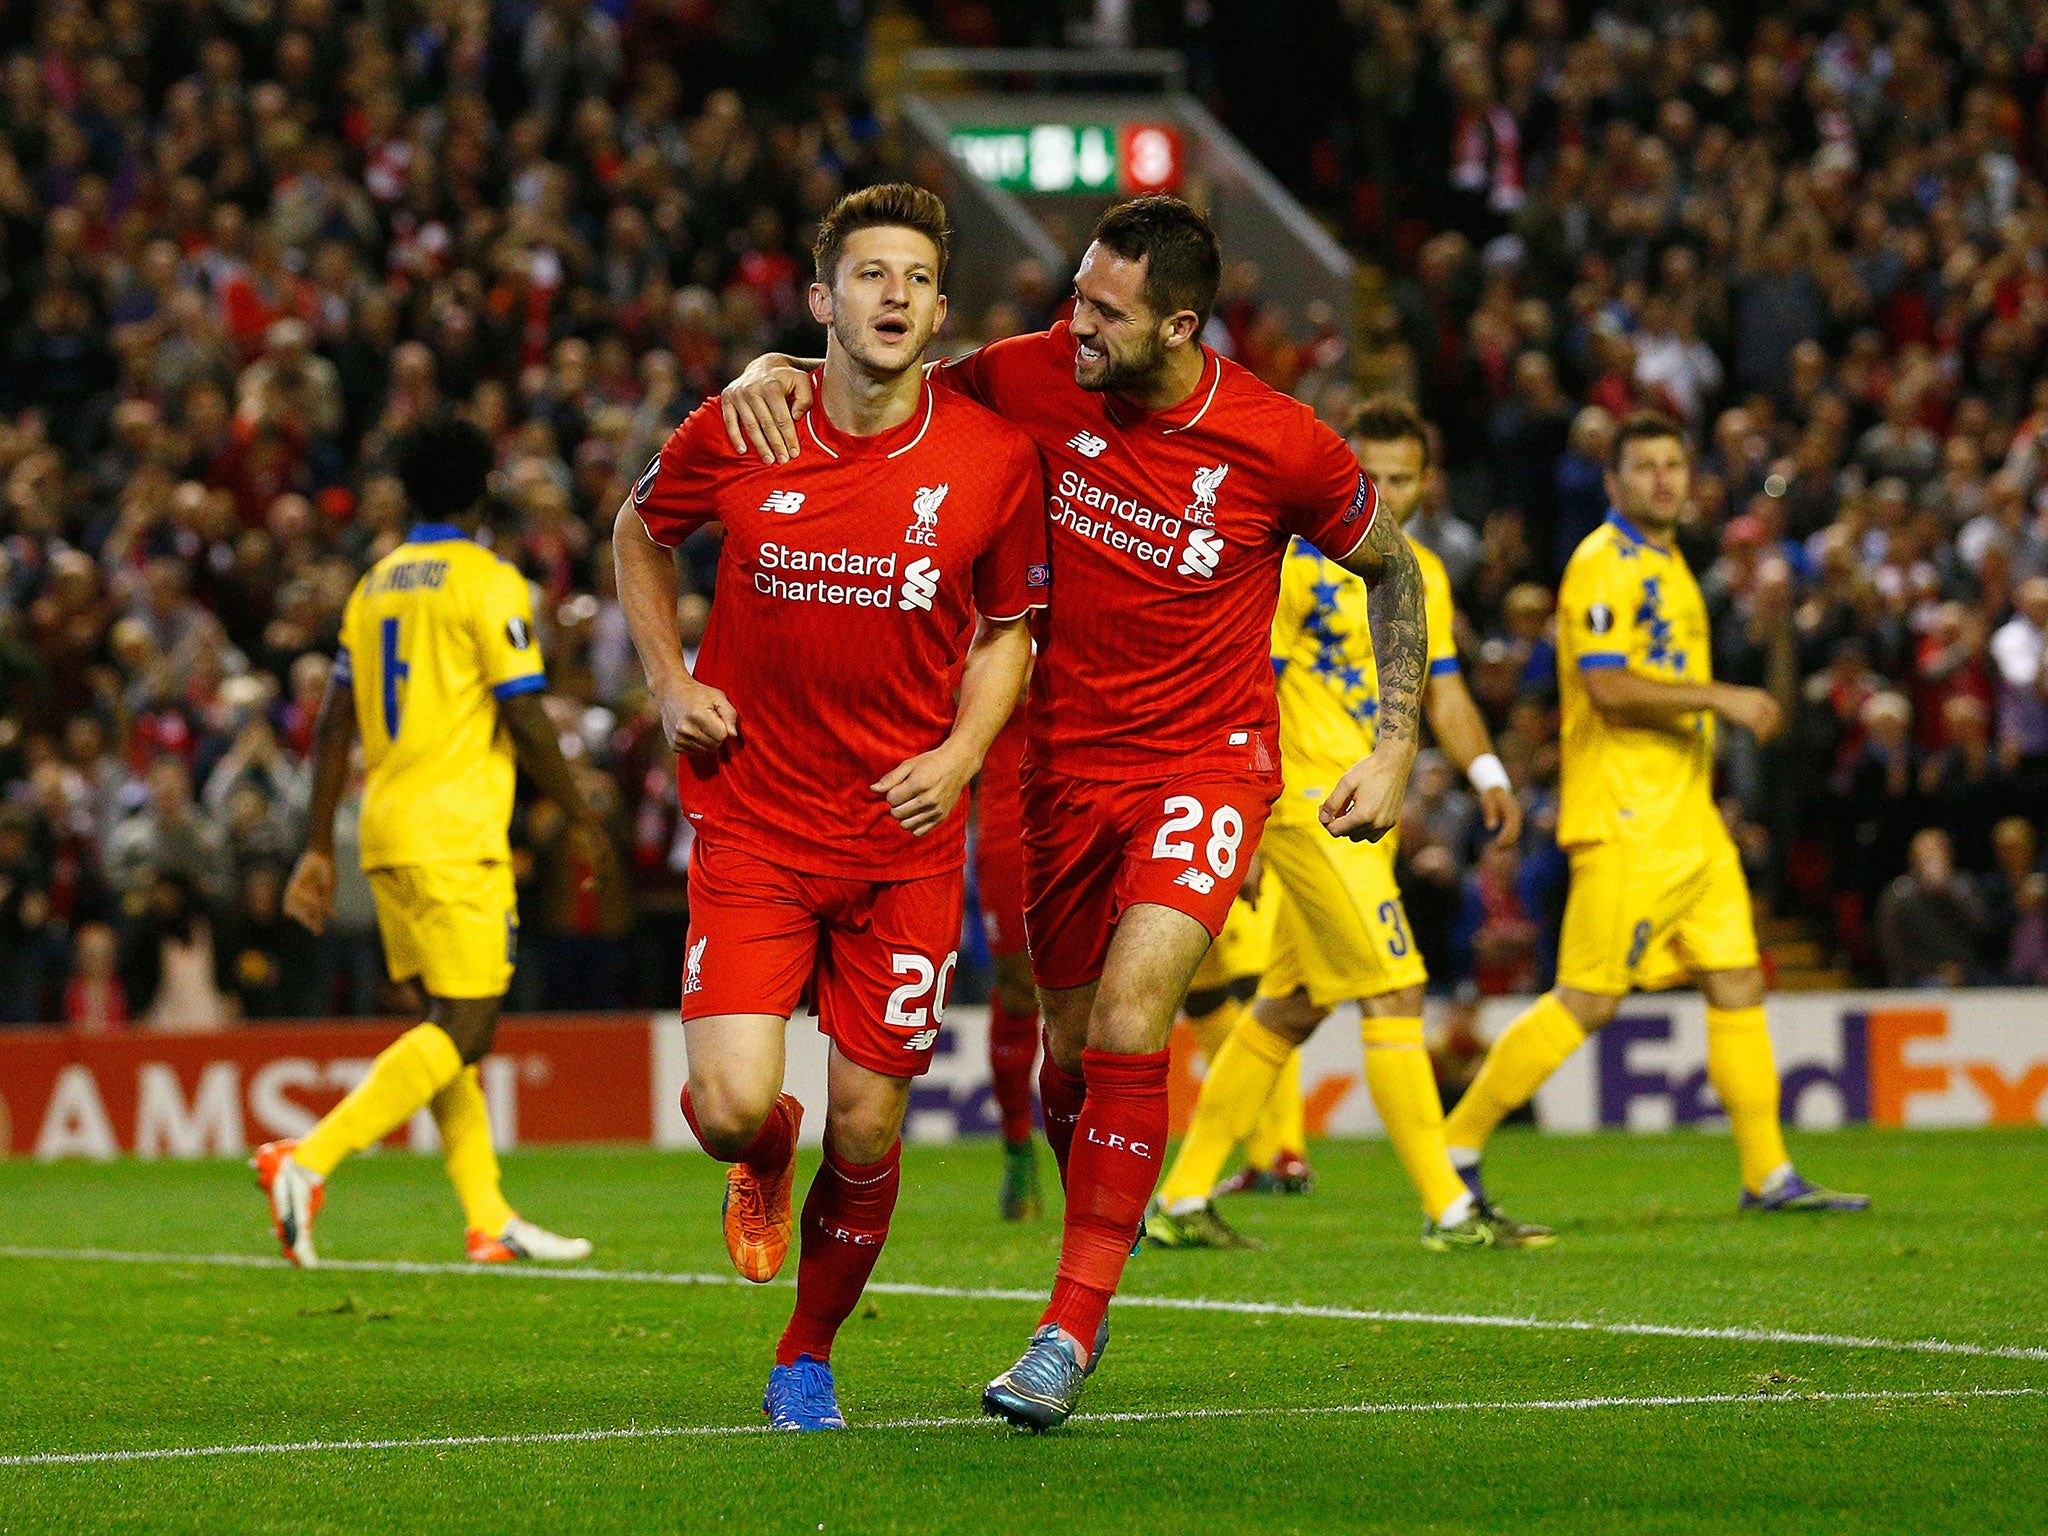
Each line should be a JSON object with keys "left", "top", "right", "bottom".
{"left": 1467, "top": 753, "right": 1511, "bottom": 794}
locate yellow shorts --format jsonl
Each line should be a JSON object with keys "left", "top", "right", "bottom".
{"left": 1554, "top": 827, "right": 1759, "bottom": 996}
{"left": 368, "top": 860, "right": 518, "bottom": 1001}
{"left": 1188, "top": 883, "right": 1279, "bottom": 993}
{"left": 1256, "top": 814, "right": 1428, "bottom": 1009}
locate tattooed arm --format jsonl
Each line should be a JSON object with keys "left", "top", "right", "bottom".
{"left": 1322, "top": 510, "right": 1426, "bottom": 841}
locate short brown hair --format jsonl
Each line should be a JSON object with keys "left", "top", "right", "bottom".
{"left": 812, "top": 183, "right": 951, "bottom": 288}
{"left": 1090, "top": 196, "right": 1222, "bottom": 325}
{"left": 1608, "top": 410, "right": 1687, "bottom": 470}
{"left": 1344, "top": 395, "right": 1433, "bottom": 469}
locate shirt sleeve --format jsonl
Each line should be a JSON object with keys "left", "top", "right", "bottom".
{"left": 475, "top": 560, "right": 548, "bottom": 700}
{"left": 972, "top": 436, "right": 1050, "bottom": 620}
{"left": 1278, "top": 411, "right": 1378, "bottom": 562}
{"left": 927, "top": 329, "right": 1053, "bottom": 416}
{"left": 632, "top": 401, "right": 727, "bottom": 549}
{"left": 1558, "top": 547, "right": 1635, "bottom": 673}
{"left": 1417, "top": 544, "right": 1460, "bottom": 676}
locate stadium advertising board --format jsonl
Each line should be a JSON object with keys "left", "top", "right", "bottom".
{"left": 5, "top": 993, "right": 2041, "bottom": 1158}
{"left": 0, "top": 1017, "right": 652, "bottom": 1160}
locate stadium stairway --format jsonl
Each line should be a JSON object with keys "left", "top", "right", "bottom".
{"left": 1759, "top": 915, "right": 1855, "bottom": 992}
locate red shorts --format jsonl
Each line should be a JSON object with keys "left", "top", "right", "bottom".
{"left": 682, "top": 839, "right": 964, "bottom": 1079}
{"left": 1021, "top": 765, "right": 1278, "bottom": 992}
{"left": 972, "top": 714, "right": 1028, "bottom": 957}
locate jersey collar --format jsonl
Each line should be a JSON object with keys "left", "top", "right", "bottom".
{"left": 801, "top": 374, "right": 936, "bottom": 460}
{"left": 1604, "top": 509, "right": 1670, "bottom": 553}
{"left": 1099, "top": 345, "right": 1222, "bottom": 436}
{"left": 406, "top": 522, "right": 469, "bottom": 543}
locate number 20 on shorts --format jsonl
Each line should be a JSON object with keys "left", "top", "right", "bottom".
{"left": 1152, "top": 794, "right": 1245, "bottom": 878}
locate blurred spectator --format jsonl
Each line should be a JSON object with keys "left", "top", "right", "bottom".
{"left": 1448, "top": 838, "right": 1540, "bottom": 997}
{"left": 1992, "top": 576, "right": 2048, "bottom": 797}
{"left": 64, "top": 921, "right": 127, "bottom": 1034}
{"left": 1980, "top": 818, "right": 2048, "bottom": 986}
{"left": 0, "top": 807, "right": 57, "bottom": 1023}
{"left": 220, "top": 861, "right": 322, "bottom": 1019}
{"left": 1876, "top": 830, "right": 1990, "bottom": 989}
{"left": 119, "top": 869, "right": 229, "bottom": 1032}
{"left": 105, "top": 756, "right": 228, "bottom": 903}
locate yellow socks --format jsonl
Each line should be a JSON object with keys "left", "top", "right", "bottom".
{"left": 1361, "top": 1016, "right": 1469, "bottom": 1224}
{"left": 1706, "top": 1005, "right": 1790, "bottom": 1194}
{"left": 1157, "top": 1013, "right": 1295, "bottom": 1210}
{"left": 433, "top": 1066, "right": 516, "bottom": 1236}
{"left": 1444, "top": 992, "right": 1587, "bottom": 1159}
{"left": 295, "top": 1023, "right": 464, "bottom": 1178}
{"left": 1244, "top": 1049, "right": 1304, "bottom": 1169}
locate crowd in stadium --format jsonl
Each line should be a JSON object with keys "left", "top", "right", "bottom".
{"left": 0, "top": 0, "right": 2042, "bottom": 1030}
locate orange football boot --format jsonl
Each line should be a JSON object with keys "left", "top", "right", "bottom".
{"left": 251, "top": 1138, "right": 325, "bottom": 1267}
{"left": 722, "top": 1094, "right": 804, "bottom": 1282}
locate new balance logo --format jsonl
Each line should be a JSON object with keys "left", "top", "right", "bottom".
{"left": 904, "top": 1027, "right": 938, "bottom": 1052}
{"left": 682, "top": 935, "right": 707, "bottom": 994}
{"left": 1067, "top": 431, "right": 1107, "bottom": 458}
{"left": 1174, "top": 868, "right": 1216, "bottom": 894}
{"left": 761, "top": 490, "right": 806, "bottom": 514}
{"left": 1177, "top": 529, "right": 1224, "bottom": 580}
{"left": 899, "top": 557, "right": 940, "bottom": 611}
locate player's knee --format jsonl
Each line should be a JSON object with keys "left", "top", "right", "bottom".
{"left": 687, "top": 1077, "right": 778, "bottom": 1156}
{"left": 995, "top": 975, "right": 1038, "bottom": 1017}
{"left": 1702, "top": 967, "right": 1766, "bottom": 1011}
{"left": 1086, "top": 995, "right": 1171, "bottom": 1055}
{"left": 1367, "top": 983, "right": 1426, "bottom": 1020}
{"left": 824, "top": 1105, "right": 899, "bottom": 1166}
{"left": 1554, "top": 987, "right": 1618, "bottom": 1032}
{"left": 431, "top": 1000, "right": 499, "bottom": 1064}
{"left": 1254, "top": 990, "right": 1324, "bottom": 1046}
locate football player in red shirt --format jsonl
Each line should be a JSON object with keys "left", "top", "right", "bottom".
{"left": 722, "top": 197, "right": 1426, "bottom": 1432}
{"left": 614, "top": 185, "right": 1045, "bottom": 1431}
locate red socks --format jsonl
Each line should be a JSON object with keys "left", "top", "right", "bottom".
{"left": 680, "top": 1085, "right": 797, "bottom": 1174}
{"left": 1037, "top": 1048, "right": 1087, "bottom": 1181}
{"left": 776, "top": 1139, "right": 902, "bottom": 1366}
{"left": 1040, "top": 1048, "right": 1169, "bottom": 1357}
{"left": 988, "top": 995, "right": 1041, "bottom": 1145}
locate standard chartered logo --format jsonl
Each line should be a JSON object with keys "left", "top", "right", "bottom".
{"left": 899, "top": 557, "right": 941, "bottom": 611}
{"left": 1177, "top": 528, "right": 1224, "bottom": 580}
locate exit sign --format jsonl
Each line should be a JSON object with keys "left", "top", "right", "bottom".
{"left": 949, "top": 123, "right": 1183, "bottom": 195}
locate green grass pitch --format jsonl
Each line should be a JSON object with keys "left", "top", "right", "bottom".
{"left": 2, "top": 1127, "right": 2044, "bottom": 1534}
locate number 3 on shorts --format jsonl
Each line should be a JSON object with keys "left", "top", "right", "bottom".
{"left": 1152, "top": 794, "right": 1244, "bottom": 878}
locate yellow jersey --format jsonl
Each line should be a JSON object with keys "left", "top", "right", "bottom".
{"left": 1555, "top": 511, "right": 1717, "bottom": 848}
{"left": 1269, "top": 534, "right": 1458, "bottom": 821}
{"left": 334, "top": 524, "right": 547, "bottom": 870}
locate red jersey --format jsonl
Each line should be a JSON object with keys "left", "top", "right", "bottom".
{"left": 932, "top": 323, "right": 1376, "bottom": 782}
{"left": 634, "top": 381, "right": 1047, "bottom": 880}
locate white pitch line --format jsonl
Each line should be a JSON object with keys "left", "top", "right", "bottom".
{"left": 1, "top": 1388, "right": 2037, "bottom": 1469}
{"left": 4, "top": 1244, "right": 2046, "bottom": 1366}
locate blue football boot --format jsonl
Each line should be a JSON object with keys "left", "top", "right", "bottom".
{"left": 981, "top": 1318, "right": 1110, "bottom": 1434}
{"left": 763, "top": 1356, "right": 846, "bottom": 1430}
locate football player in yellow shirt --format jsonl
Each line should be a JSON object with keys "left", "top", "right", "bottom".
{"left": 1442, "top": 413, "right": 1868, "bottom": 1214}
{"left": 1148, "top": 398, "right": 1553, "bottom": 1250}
{"left": 252, "top": 416, "right": 610, "bottom": 1266}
